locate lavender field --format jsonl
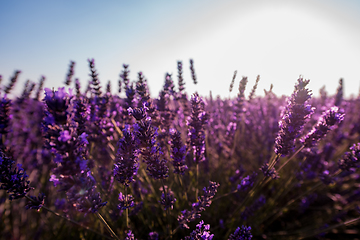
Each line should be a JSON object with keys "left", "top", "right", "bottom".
{"left": 1, "top": 59, "right": 360, "bottom": 240}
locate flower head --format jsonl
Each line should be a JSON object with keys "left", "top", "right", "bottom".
{"left": 275, "top": 77, "right": 314, "bottom": 157}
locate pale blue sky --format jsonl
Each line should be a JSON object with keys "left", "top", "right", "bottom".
{"left": 1, "top": 0, "right": 360, "bottom": 99}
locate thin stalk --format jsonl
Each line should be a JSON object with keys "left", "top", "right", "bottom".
{"left": 161, "top": 179, "right": 172, "bottom": 239}
{"left": 24, "top": 196, "right": 113, "bottom": 239}
{"left": 195, "top": 163, "right": 199, "bottom": 201}
{"left": 96, "top": 212, "right": 120, "bottom": 240}
{"left": 125, "top": 186, "right": 129, "bottom": 229}
{"left": 277, "top": 145, "right": 305, "bottom": 172}
{"left": 299, "top": 216, "right": 360, "bottom": 239}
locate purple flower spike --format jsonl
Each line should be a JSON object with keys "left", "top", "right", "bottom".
{"left": 275, "top": 77, "right": 314, "bottom": 157}
{"left": 302, "top": 106, "right": 344, "bottom": 148}
{"left": 169, "top": 128, "right": 188, "bottom": 175}
{"left": 228, "top": 226, "right": 252, "bottom": 240}
{"left": 133, "top": 108, "right": 169, "bottom": 180}
{"left": 185, "top": 220, "right": 214, "bottom": 240}
{"left": 187, "top": 93, "right": 208, "bottom": 163}
{"left": 113, "top": 125, "right": 139, "bottom": 187}
{"left": 260, "top": 163, "right": 279, "bottom": 179}
{"left": 44, "top": 87, "right": 71, "bottom": 125}
{"left": 0, "top": 96, "right": 11, "bottom": 135}
{"left": 25, "top": 193, "right": 45, "bottom": 211}
{"left": 125, "top": 230, "right": 136, "bottom": 240}
{"left": 160, "top": 186, "right": 176, "bottom": 210}
{"left": 117, "top": 192, "right": 135, "bottom": 210}
{"left": 0, "top": 151, "right": 32, "bottom": 200}
{"left": 338, "top": 143, "right": 360, "bottom": 172}
{"left": 178, "top": 181, "right": 219, "bottom": 229}
{"left": 148, "top": 232, "right": 159, "bottom": 240}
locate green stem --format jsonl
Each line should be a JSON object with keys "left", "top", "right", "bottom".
{"left": 24, "top": 196, "right": 113, "bottom": 239}
{"left": 125, "top": 186, "right": 129, "bottom": 229}
{"left": 277, "top": 145, "right": 305, "bottom": 172}
{"left": 195, "top": 163, "right": 199, "bottom": 201}
{"left": 161, "top": 179, "right": 172, "bottom": 239}
{"left": 96, "top": 212, "right": 120, "bottom": 240}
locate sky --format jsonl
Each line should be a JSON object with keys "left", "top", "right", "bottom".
{"left": 1, "top": 0, "right": 360, "bottom": 99}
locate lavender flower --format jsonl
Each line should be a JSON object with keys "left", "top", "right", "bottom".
{"left": 338, "top": 143, "right": 360, "bottom": 172}
{"left": 189, "top": 59, "right": 197, "bottom": 85}
{"left": 88, "top": 58, "right": 102, "bottom": 96}
{"left": 25, "top": 193, "right": 45, "bottom": 211}
{"left": 35, "top": 75, "right": 46, "bottom": 100}
{"left": 248, "top": 75, "right": 260, "bottom": 102}
{"left": 0, "top": 96, "right": 11, "bottom": 135}
{"left": 334, "top": 78, "right": 343, "bottom": 107}
{"left": 260, "top": 163, "right": 279, "bottom": 179}
{"left": 228, "top": 226, "right": 252, "bottom": 240}
{"left": 160, "top": 186, "right": 176, "bottom": 210}
{"left": 234, "top": 76, "right": 248, "bottom": 119}
{"left": 65, "top": 171, "right": 107, "bottom": 214}
{"left": 274, "top": 77, "right": 314, "bottom": 157}
{"left": 4, "top": 70, "right": 21, "bottom": 94}
{"left": 229, "top": 70, "right": 237, "bottom": 93}
{"left": 132, "top": 107, "right": 169, "bottom": 180}
{"left": 148, "top": 232, "right": 159, "bottom": 240}
{"left": 185, "top": 220, "right": 214, "bottom": 240}
{"left": 187, "top": 93, "right": 207, "bottom": 163}
{"left": 302, "top": 106, "right": 344, "bottom": 148}
{"left": 169, "top": 128, "right": 188, "bottom": 175}
{"left": 178, "top": 181, "right": 219, "bottom": 229}
{"left": 44, "top": 87, "right": 71, "bottom": 125}
{"left": 0, "top": 150, "right": 32, "bottom": 200}
{"left": 125, "top": 230, "right": 136, "bottom": 240}
{"left": 113, "top": 125, "right": 139, "bottom": 187}
{"left": 177, "top": 61, "right": 185, "bottom": 94}
{"left": 65, "top": 61, "right": 75, "bottom": 86}
{"left": 117, "top": 192, "right": 135, "bottom": 210}
{"left": 237, "top": 173, "right": 257, "bottom": 192}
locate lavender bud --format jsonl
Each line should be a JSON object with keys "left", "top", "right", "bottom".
{"left": 160, "top": 186, "right": 176, "bottom": 210}
{"left": 187, "top": 93, "right": 207, "bottom": 163}
{"left": 228, "top": 226, "right": 252, "bottom": 240}
{"left": 117, "top": 192, "right": 135, "bottom": 210}
{"left": 338, "top": 143, "right": 360, "bottom": 172}
{"left": 169, "top": 128, "right": 188, "bottom": 175}
{"left": 302, "top": 106, "right": 344, "bottom": 148}
{"left": 148, "top": 232, "right": 159, "bottom": 240}
{"left": 25, "top": 193, "right": 45, "bottom": 211}
{"left": 275, "top": 77, "right": 314, "bottom": 157}
{"left": 260, "top": 163, "right": 279, "bottom": 179}
{"left": 185, "top": 220, "right": 214, "bottom": 240}
{"left": 114, "top": 125, "right": 139, "bottom": 187}
{"left": 0, "top": 151, "right": 32, "bottom": 200}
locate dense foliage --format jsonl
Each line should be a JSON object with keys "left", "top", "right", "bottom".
{"left": 1, "top": 60, "right": 360, "bottom": 240}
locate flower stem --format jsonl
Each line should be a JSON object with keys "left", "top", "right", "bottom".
{"left": 24, "top": 196, "right": 113, "bottom": 239}
{"left": 96, "top": 212, "right": 120, "bottom": 240}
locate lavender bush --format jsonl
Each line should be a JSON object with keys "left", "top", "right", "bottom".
{"left": 1, "top": 60, "right": 360, "bottom": 240}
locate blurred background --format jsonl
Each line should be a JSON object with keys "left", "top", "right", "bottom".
{"left": 1, "top": 0, "right": 360, "bottom": 99}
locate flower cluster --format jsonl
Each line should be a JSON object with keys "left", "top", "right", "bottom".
{"left": 160, "top": 186, "right": 176, "bottom": 210}
{"left": 338, "top": 143, "right": 360, "bottom": 172}
{"left": 0, "top": 150, "right": 32, "bottom": 200}
{"left": 187, "top": 93, "right": 207, "bottom": 163}
{"left": 169, "top": 128, "right": 188, "bottom": 175}
{"left": 184, "top": 220, "right": 214, "bottom": 240}
{"left": 228, "top": 226, "right": 252, "bottom": 240}
{"left": 131, "top": 107, "right": 169, "bottom": 180}
{"left": 178, "top": 181, "right": 220, "bottom": 229}
{"left": 275, "top": 77, "right": 314, "bottom": 157}
{"left": 113, "top": 125, "right": 139, "bottom": 187}
{"left": 302, "top": 106, "right": 344, "bottom": 148}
